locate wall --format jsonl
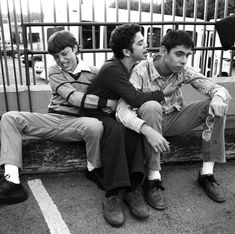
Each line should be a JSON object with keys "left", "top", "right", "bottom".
{"left": 0, "top": 77, "right": 235, "bottom": 116}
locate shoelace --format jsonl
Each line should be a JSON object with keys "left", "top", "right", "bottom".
{"left": 152, "top": 180, "right": 165, "bottom": 191}
{"left": 108, "top": 196, "right": 121, "bottom": 212}
{"left": 0, "top": 174, "right": 9, "bottom": 182}
{"left": 205, "top": 175, "right": 220, "bottom": 186}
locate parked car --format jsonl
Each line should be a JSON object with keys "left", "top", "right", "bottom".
{"left": 20, "top": 54, "right": 43, "bottom": 67}
{"left": 0, "top": 42, "right": 19, "bottom": 57}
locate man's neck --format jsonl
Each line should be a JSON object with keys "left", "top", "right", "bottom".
{"left": 121, "top": 57, "right": 136, "bottom": 73}
{"left": 154, "top": 57, "right": 172, "bottom": 77}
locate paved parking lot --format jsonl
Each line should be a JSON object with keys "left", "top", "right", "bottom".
{"left": 1, "top": 160, "right": 235, "bottom": 234}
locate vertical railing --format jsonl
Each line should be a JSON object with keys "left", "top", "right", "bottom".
{"left": 0, "top": 0, "right": 234, "bottom": 116}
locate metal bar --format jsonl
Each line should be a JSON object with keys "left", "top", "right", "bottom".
{"left": 127, "top": 0, "right": 131, "bottom": 22}
{"left": 138, "top": 0, "right": 142, "bottom": 22}
{"left": 201, "top": 0, "right": 209, "bottom": 75}
{"left": 7, "top": 0, "right": 20, "bottom": 110}
{"left": 22, "top": 24, "right": 32, "bottom": 112}
{"left": 209, "top": 0, "right": 219, "bottom": 77}
{"left": 104, "top": 0, "right": 108, "bottom": 61}
{"left": 22, "top": 21, "right": 217, "bottom": 27}
{"left": 40, "top": 0, "right": 48, "bottom": 83}
{"left": 91, "top": 0, "right": 96, "bottom": 66}
{"left": 191, "top": 0, "right": 198, "bottom": 66}
{"left": 182, "top": 0, "right": 187, "bottom": 30}
{"left": 161, "top": 1, "right": 165, "bottom": 40}
{"left": 0, "top": 34, "right": 9, "bottom": 112}
{"left": 13, "top": 0, "right": 23, "bottom": 85}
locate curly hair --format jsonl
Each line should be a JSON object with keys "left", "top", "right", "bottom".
{"left": 109, "top": 24, "right": 141, "bottom": 59}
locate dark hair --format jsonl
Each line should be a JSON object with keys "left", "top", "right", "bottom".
{"left": 47, "top": 30, "right": 79, "bottom": 54}
{"left": 109, "top": 23, "right": 141, "bottom": 59}
{"left": 161, "top": 30, "right": 194, "bottom": 52}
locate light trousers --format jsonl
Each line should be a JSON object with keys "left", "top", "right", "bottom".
{"left": 138, "top": 99, "right": 226, "bottom": 171}
{"left": 0, "top": 111, "right": 103, "bottom": 169}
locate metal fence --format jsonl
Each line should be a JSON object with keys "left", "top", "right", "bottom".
{"left": 0, "top": 0, "right": 234, "bottom": 113}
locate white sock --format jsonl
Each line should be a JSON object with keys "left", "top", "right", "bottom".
{"left": 201, "top": 162, "right": 214, "bottom": 175}
{"left": 4, "top": 164, "right": 20, "bottom": 184}
{"left": 87, "top": 161, "right": 95, "bottom": 172}
{"left": 148, "top": 170, "right": 161, "bottom": 181}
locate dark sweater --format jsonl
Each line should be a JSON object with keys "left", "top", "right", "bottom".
{"left": 80, "top": 57, "right": 164, "bottom": 116}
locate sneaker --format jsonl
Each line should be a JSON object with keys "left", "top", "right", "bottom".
{"left": 0, "top": 176, "right": 28, "bottom": 205}
{"left": 144, "top": 179, "right": 166, "bottom": 210}
{"left": 123, "top": 188, "right": 149, "bottom": 219}
{"left": 198, "top": 172, "right": 226, "bottom": 202}
{"left": 86, "top": 168, "right": 104, "bottom": 190}
{"left": 103, "top": 195, "right": 124, "bottom": 227}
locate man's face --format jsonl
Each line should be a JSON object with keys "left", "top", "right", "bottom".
{"left": 162, "top": 45, "right": 192, "bottom": 73}
{"left": 130, "top": 31, "right": 148, "bottom": 61}
{"left": 52, "top": 45, "right": 77, "bottom": 72}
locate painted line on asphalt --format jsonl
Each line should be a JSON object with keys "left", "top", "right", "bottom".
{"left": 28, "top": 179, "right": 71, "bottom": 234}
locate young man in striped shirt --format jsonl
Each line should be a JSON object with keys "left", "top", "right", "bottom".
{"left": 0, "top": 30, "right": 116, "bottom": 204}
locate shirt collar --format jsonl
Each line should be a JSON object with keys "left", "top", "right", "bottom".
{"left": 149, "top": 54, "right": 162, "bottom": 82}
{"left": 72, "top": 57, "right": 91, "bottom": 74}
{"left": 59, "top": 56, "right": 92, "bottom": 74}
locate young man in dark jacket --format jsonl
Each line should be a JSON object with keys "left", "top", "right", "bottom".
{"left": 80, "top": 24, "right": 165, "bottom": 227}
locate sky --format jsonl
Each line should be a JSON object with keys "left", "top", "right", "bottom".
{"left": 0, "top": 0, "right": 163, "bottom": 15}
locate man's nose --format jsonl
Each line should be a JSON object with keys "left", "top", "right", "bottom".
{"left": 59, "top": 55, "right": 65, "bottom": 62}
{"left": 181, "top": 55, "right": 187, "bottom": 64}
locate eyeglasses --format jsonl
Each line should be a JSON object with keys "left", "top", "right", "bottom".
{"left": 202, "top": 115, "right": 214, "bottom": 141}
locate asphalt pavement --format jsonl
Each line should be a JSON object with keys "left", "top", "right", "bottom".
{"left": 1, "top": 160, "right": 235, "bottom": 234}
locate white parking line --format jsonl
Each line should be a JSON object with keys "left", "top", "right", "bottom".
{"left": 28, "top": 179, "right": 71, "bottom": 234}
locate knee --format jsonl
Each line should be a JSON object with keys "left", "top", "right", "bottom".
{"left": 85, "top": 119, "right": 103, "bottom": 138}
{"left": 138, "top": 101, "right": 162, "bottom": 117}
{"left": 1, "top": 111, "right": 18, "bottom": 125}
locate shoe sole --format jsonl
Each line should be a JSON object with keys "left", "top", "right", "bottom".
{"left": 0, "top": 194, "right": 28, "bottom": 205}
{"left": 123, "top": 198, "right": 149, "bottom": 220}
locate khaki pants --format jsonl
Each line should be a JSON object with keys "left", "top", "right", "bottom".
{"left": 0, "top": 111, "right": 103, "bottom": 169}
{"left": 138, "top": 99, "right": 226, "bottom": 171}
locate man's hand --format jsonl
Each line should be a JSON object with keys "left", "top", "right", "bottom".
{"left": 140, "top": 124, "right": 170, "bottom": 153}
{"left": 107, "top": 99, "right": 118, "bottom": 111}
{"left": 209, "top": 96, "right": 228, "bottom": 117}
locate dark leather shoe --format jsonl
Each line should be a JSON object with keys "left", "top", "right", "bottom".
{"left": 0, "top": 176, "right": 28, "bottom": 204}
{"left": 198, "top": 172, "right": 226, "bottom": 202}
{"left": 123, "top": 188, "right": 149, "bottom": 219}
{"left": 103, "top": 195, "right": 124, "bottom": 227}
{"left": 86, "top": 168, "right": 104, "bottom": 190}
{"left": 144, "top": 180, "right": 166, "bottom": 210}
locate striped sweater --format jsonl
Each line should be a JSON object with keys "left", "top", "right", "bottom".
{"left": 48, "top": 59, "right": 109, "bottom": 116}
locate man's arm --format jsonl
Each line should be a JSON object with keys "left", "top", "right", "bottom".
{"left": 184, "top": 67, "right": 231, "bottom": 116}
{"left": 49, "top": 71, "right": 117, "bottom": 110}
{"left": 102, "top": 64, "right": 165, "bottom": 107}
{"left": 116, "top": 98, "right": 170, "bottom": 152}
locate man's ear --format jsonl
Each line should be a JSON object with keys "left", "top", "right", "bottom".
{"left": 122, "top": 48, "right": 131, "bottom": 57}
{"left": 73, "top": 45, "right": 78, "bottom": 54}
{"left": 160, "top": 46, "right": 167, "bottom": 55}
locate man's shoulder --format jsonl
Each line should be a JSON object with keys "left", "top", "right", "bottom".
{"left": 134, "top": 59, "right": 150, "bottom": 69}
{"left": 99, "top": 58, "right": 122, "bottom": 73}
{"left": 48, "top": 64, "right": 62, "bottom": 76}
{"left": 183, "top": 65, "right": 205, "bottom": 79}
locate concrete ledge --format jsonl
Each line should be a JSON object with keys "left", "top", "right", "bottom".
{"left": 8, "top": 115, "right": 233, "bottom": 174}
{"left": 1, "top": 76, "right": 235, "bottom": 115}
